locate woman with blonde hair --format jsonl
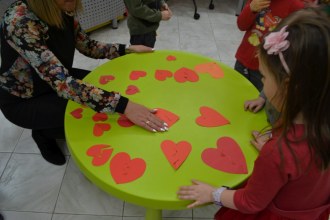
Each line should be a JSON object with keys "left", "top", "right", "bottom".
{"left": 0, "top": 0, "right": 168, "bottom": 165}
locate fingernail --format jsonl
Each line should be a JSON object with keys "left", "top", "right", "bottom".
{"left": 163, "top": 122, "right": 168, "bottom": 126}
{"left": 152, "top": 129, "right": 157, "bottom": 132}
{"left": 164, "top": 126, "right": 169, "bottom": 131}
{"left": 160, "top": 128, "right": 165, "bottom": 132}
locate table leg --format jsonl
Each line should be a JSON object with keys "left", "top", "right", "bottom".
{"left": 192, "top": 0, "right": 200, "bottom": 19}
{"left": 145, "top": 208, "right": 162, "bottom": 220}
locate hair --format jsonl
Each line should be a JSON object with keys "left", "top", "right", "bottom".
{"left": 27, "top": 0, "right": 82, "bottom": 28}
{"left": 259, "top": 8, "right": 330, "bottom": 171}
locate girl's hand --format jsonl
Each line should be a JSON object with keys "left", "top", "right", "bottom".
{"left": 177, "top": 180, "right": 216, "bottom": 208}
{"left": 250, "top": 130, "right": 271, "bottom": 151}
{"left": 161, "top": 3, "right": 169, "bottom": 10}
{"left": 124, "top": 101, "right": 168, "bottom": 132}
{"left": 250, "top": 0, "right": 271, "bottom": 12}
{"left": 127, "top": 45, "right": 154, "bottom": 53}
{"left": 244, "top": 96, "right": 266, "bottom": 113}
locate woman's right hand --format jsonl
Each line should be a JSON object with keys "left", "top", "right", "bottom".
{"left": 244, "top": 96, "right": 266, "bottom": 113}
{"left": 127, "top": 45, "right": 154, "bottom": 53}
{"left": 124, "top": 101, "right": 168, "bottom": 132}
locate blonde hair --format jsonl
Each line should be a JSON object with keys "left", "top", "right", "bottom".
{"left": 27, "top": 0, "right": 82, "bottom": 28}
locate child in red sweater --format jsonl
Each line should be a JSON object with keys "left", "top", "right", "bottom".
{"left": 177, "top": 8, "right": 330, "bottom": 220}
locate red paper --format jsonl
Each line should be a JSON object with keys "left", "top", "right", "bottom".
{"left": 155, "top": 108, "right": 179, "bottom": 127}
{"left": 155, "top": 70, "right": 173, "bottom": 81}
{"left": 93, "top": 123, "right": 111, "bottom": 137}
{"left": 92, "top": 112, "right": 108, "bottom": 122}
{"left": 86, "top": 144, "right": 113, "bottom": 166}
{"left": 166, "top": 55, "right": 177, "bottom": 61}
{"left": 110, "top": 152, "right": 146, "bottom": 184}
{"left": 196, "top": 106, "right": 230, "bottom": 127}
{"left": 161, "top": 140, "right": 192, "bottom": 170}
{"left": 99, "top": 75, "right": 115, "bottom": 85}
{"left": 129, "top": 71, "right": 147, "bottom": 80}
{"left": 174, "top": 67, "right": 199, "bottom": 83}
{"left": 194, "top": 62, "right": 224, "bottom": 79}
{"left": 70, "top": 108, "right": 83, "bottom": 119}
{"left": 117, "top": 114, "right": 134, "bottom": 127}
{"left": 201, "top": 137, "right": 248, "bottom": 174}
{"left": 125, "top": 85, "right": 140, "bottom": 95}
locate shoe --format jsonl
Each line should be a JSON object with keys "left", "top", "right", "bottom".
{"left": 32, "top": 130, "right": 66, "bottom": 165}
{"left": 0, "top": 213, "right": 4, "bottom": 220}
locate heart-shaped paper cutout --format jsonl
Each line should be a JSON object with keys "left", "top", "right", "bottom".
{"left": 201, "top": 137, "right": 248, "bottom": 174}
{"left": 117, "top": 114, "right": 134, "bottom": 127}
{"left": 70, "top": 108, "right": 83, "bottom": 119}
{"left": 129, "top": 71, "right": 147, "bottom": 80}
{"left": 196, "top": 106, "right": 230, "bottom": 127}
{"left": 155, "top": 108, "right": 179, "bottom": 127}
{"left": 161, "top": 140, "right": 192, "bottom": 170}
{"left": 194, "top": 62, "right": 224, "bottom": 79}
{"left": 174, "top": 67, "right": 199, "bottom": 83}
{"left": 166, "top": 55, "right": 177, "bottom": 61}
{"left": 93, "top": 123, "right": 111, "bottom": 137}
{"left": 125, "top": 85, "right": 140, "bottom": 95}
{"left": 92, "top": 112, "right": 108, "bottom": 122}
{"left": 155, "top": 70, "right": 173, "bottom": 81}
{"left": 99, "top": 75, "right": 115, "bottom": 85}
{"left": 86, "top": 144, "right": 113, "bottom": 166}
{"left": 110, "top": 152, "right": 146, "bottom": 184}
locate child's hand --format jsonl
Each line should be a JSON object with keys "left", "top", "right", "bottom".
{"left": 250, "top": 130, "right": 271, "bottom": 151}
{"left": 250, "top": 0, "right": 271, "bottom": 12}
{"left": 161, "top": 3, "right": 169, "bottom": 10}
{"left": 177, "top": 180, "right": 216, "bottom": 208}
{"left": 127, "top": 45, "right": 154, "bottom": 53}
{"left": 161, "top": 10, "right": 172, "bottom": 20}
{"left": 244, "top": 96, "right": 266, "bottom": 113}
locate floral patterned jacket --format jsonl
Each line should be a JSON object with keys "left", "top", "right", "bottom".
{"left": 0, "top": 0, "right": 128, "bottom": 113}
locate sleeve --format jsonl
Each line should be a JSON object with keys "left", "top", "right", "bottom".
{"left": 290, "top": 0, "right": 305, "bottom": 11}
{"left": 237, "top": 0, "right": 258, "bottom": 31}
{"left": 3, "top": 12, "right": 128, "bottom": 114}
{"left": 124, "top": 0, "right": 162, "bottom": 23}
{"left": 233, "top": 140, "right": 288, "bottom": 214}
{"left": 74, "top": 19, "right": 127, "bottom": 59}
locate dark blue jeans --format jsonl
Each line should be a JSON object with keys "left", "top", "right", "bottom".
{"left": 234, "top": 60, "right": 263, "bottom": 92}
{"left": 130, "top": 31, "right": 157, "bottom": 48}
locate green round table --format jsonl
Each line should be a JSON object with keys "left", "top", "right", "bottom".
{"left": 65, "top": 50, "right": 267, "bottom": 219}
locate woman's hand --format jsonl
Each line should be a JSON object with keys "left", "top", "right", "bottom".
{"left": 127, "top": 45, "right": 154, "bottom": 53}
{"left": 250, "top": 130, "right": 271, "bottom": 151}
{"left": 124, "top": 101, "right": 168, "bottom": 132}
{"left": 250, "top": 0, "right": 271, "bottom": 13}
{"left": 177, "top": 180, "right": 216, "bottom": 208}
{"left": 244, "top": 96, "right": 266, "bottom": 113}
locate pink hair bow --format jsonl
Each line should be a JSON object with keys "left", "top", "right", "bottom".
{"left": 263, "top": 25, "right": 290, "bottom": 74}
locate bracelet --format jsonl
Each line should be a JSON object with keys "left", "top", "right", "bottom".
{"left": 212, "top": 186, "right": 229, "bottom": 206}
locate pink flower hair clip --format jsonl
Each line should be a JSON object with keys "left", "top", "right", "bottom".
{"left": 263, "top": 25, "right": 290, "bottom": 74}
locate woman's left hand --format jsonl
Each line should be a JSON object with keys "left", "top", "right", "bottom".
{"left": 127, "top": 45, "right": 154, "bottom": 53}
{"left": 177, "top": 180, "right": 216, "bottom": 208}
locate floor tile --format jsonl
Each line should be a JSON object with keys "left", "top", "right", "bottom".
{"left": 0, "top": 153, "right": 11, "bottom": 176}
{"left": 0, "top": 211, "right": 52, "bottom": 220}
{"left": 193, "top": 205, "right": 219, "bottom": 218}
{"left": 53, "top": 213, "right": 122, "bottom": 220}
{"left": 0, "top": 114, "right": 23, "bottom": 153}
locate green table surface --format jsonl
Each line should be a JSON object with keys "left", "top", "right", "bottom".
{"left": 65, "top": 50, "right": 267, "bottom": 210}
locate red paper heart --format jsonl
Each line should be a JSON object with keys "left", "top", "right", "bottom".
{"left": 196, "top": 106, "right": 230, "bottom": 127}
{"left": 161, "top": 140, "right": 192, "bottom": 169}
{"left": 130, "top": 71, "right": 147, "bottom": 80}
{"left": 155, "top": 70, "right": 173, "bottom": 81}
{"left": 194, "top": 62, "right": 224, "bottom": 78}
{"left": 92, "top": 112, "right": 108, "bottom": 122}
{"left": 166, "top": 55, "right": 177, "bottom": 61}
{"left": 155, "top": 108, "right": 179, "bottom": 127}
{"left": 174, "top": 67, "right": 199, "bottom": 83}
{"left": 99, "top": 75, "right": 115, "bottom": 85}
{"left": 87, "top": 144, "right": 113, "bottom": 166}
{"left": 125, "top": 85, "right": 140, "bottom": 95}
{"left": 201, "top": 137, "right": 248, "bottom": 174}
{"left": 70, "top": 108, "right": 83, "bottom": 119}
{"left": 93, "top": 123, "right": 111, "bottom": 137}
{"left": 110, "top": 152, "right": 146, "bottom": 184}
{"left": 117, "top": 114, "right": 134, "bottom": 127}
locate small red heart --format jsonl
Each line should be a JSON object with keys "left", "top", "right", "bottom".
{"left": 166, "top": 55, "right": 176, "bottom": 61}
{"left": 93, "top": 123, "right": 111, "bottom": 137}
{"left": 110, "top": 152, "right": 146, "bottom": 184}
{"left": 129, "top": 71, "right": 147, "bottom": 80}
{"left": 196, "top": 106, "right": 230, "bottom": 127}
{"left": 174, "top": 67, "right": 199, "bottom": 83}
{"left": 125, "top": 85, "right": 140, "bottom": 95}
{"left": 70, "top": 108, "right": 83, "bottom": 119}
{"left": 201, "top": 137, "right": 248, "bottom": 174}
{"left": 92, "top": 112, "right": 108, "bottom": 122}
{"left": 117, "top": 114, "right": 134, "bottom": 127}
{"left": 99, "top": 75, "right": 115, "bottom": 85}
{"left": 194, "top": 62, "right": 224, "bottom": 79}
{"left": 86, "top": 144, "right": 113, "bottom": 166}
{"left": 161, "top": 140, "right": 192, "bottom": 170}
{"left": 155, "top": 70, "right": 173, "bottom": 81}
{"left": 155, "top": 108, "right": 179, "bottom": 128}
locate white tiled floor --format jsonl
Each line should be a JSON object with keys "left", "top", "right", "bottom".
{"left": 0, "top": 0, "right": 243, "bottom": 219}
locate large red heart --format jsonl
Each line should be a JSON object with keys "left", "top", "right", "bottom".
{"left": 125, "top": 85, "right": 140, "bottom": 95}
{"left": 70, "top": 108, "right": 83, "bottom": 119}
{"left": 166, "top": 55, "right": 177, "bottom": 61}
{"left": 117, "top": 114, "right": 134, "bottom": 127}
{"left": 194, "top": 62, "right": 224, "bottom": 79}
{"left": 93, "top": 123, "right": 111, "bottom": 137}
{"left": 196, "top": 106, "right": 230, "bottom": 127}
{"left": 92, "top": 112, "right": 108, "bottom": 122}
{"left": 99, "top": 75, "right": 115, "bottom": 85}
{"left": 155, "top": 108, "right": 179, "bottom": 128}
{"left": 155, "top": 70, "right": 173, "bottom": 81}
{"left": 110, "top": 152, "right": 146, "bottom": 184}
{"left": 174, "top": 67, "right": 199, "bottom": 83}
{"left": 202, "top": 137, "right": 248, "bottom": 174}
{"left": 86, "top": 144, "right": 113, "bottom": 166}
{"left": 161, "top": 140, "right": 192, "bottom": 170}
{"left": 130, "top": 71, "right": 147, "bottom": 80}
